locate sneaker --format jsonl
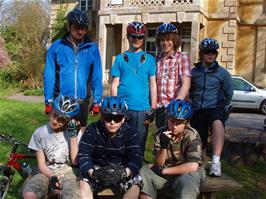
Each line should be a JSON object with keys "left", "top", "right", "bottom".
{"left": 209, "top": 162, "right": 221, "bottom": 177}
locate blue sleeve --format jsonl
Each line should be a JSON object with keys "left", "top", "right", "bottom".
{"left": 125, "top": 128, "right": 143, "bottom": 177}
{"left": 43, "top": 42, "right": 58, "bottom": 103}
{"left": 223, "top": 70, "right": 234, "bottom": 106}
{"left": 91, "top": 44, "right": 103, "bottom": 103}
{"left": 110, "top": 56, "right": 121, "bottom": 77}
{"left": 77, "top": 125, "right": 96, "bottom": 176}
{"left": 148, "top": 55, "right": 156, "bottom": 77}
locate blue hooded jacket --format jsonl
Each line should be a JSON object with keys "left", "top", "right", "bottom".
{"left": 44, "top": 34, "right": 103, "bottom": 104}
{"left": 190, "top": 61, "right": 233, "bottom": 110}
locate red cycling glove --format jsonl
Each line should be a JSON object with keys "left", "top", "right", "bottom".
{"left": 90, "top": 104, "right": 100, "bottom": 116}
{"left": 45, "top": 104, "right": 52, "bottom": 114}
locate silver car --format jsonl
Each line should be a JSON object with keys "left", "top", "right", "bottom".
{"left": 231, "top": 75, "right": 266, "bottom": 114}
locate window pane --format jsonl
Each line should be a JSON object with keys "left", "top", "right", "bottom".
{"left": 145, "top": 41, "right": 157, "bottom": 57}
{"left": 80, "top": 0, "right": 86, "bottom": 11}
{"left": 87, "top": 0, "right": 92, "bottom": 8}
{"left": 148, "top": 29, "right": 156, "bottom": 37}
{"left": 233, "top": 79, "right": 251, "bottom": 91}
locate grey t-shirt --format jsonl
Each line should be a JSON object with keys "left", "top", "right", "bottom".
{"left": 28, "top": 123, "right": 71, "bottom": 169}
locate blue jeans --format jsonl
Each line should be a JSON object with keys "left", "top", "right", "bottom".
{"left": 126, "top": 110, "right": 148, "bottom": 157}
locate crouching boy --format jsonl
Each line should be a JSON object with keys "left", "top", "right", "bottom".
{"left": 140, "top": 99, "right": 206, "bottom": 199}
{"left": 23, "top": 95, "right": 80, "bottom": 199}
{"left": 78, "top": 96, "right": 143, "bottom": 199}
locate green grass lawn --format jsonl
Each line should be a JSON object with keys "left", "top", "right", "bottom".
{"left": 0, "top": 98, "right": 266, "bottom": 199}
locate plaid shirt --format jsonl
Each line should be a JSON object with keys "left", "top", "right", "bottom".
{"left": 156, "top": 51, "right": 191, "bottom": 107}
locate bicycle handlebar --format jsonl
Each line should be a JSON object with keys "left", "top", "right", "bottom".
{"left": 0, "top": 134, "right": 28, "bottom": 147}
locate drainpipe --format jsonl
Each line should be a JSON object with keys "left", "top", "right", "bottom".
{"left": 252, "top": 26, "right": 258, "bottom": 83}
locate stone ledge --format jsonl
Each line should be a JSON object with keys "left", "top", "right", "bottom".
{"left": 224, "top": 0, "right": 237, "bottom": 7}
{"left": 223, "top": 127, "right": 266, "bottom": 167}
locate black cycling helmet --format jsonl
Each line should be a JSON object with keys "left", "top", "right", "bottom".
{"left": 67, "top": 9, "right": 88, "bottom": 26}
{"left": 166, "top": 99, "right": 193, "bottom": 120}
{"left": 53, "top": 94, "right": 80, "bottom": 118}
{"left": 100, "top": 96, "right": 128, "bottom": 116}
{"left": 199, "top": 38, "right": 219, "bottom": 50}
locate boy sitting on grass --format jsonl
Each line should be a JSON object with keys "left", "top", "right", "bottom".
{"left": 23, "top": 95, "right": 81, "bottom": 199}
{"left": 140, "top": 99, "right": 206, "bottom": 199}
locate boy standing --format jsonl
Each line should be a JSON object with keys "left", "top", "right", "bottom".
{"left": 23, "top": 95, "right": 81, "bottom": 199}
{"left": 155, "top": 23, "right": 191, "bottom": 129}
{"left": 78, "top": 96, "right": 143, "bottom": 199}
{"left": 190, "top": 38, "right": 233, "bottom": 176}
{"left": 110, "top": 21, "right": 157, "bottom": 156}
{"left": 140, "top": 99, "right": 205, "bottom": 199}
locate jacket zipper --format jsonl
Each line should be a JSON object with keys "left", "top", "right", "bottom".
{"left": 200, "top": 72, "right": 207, "bottom": 109}
{"left": 74, "top": 47, "right": 78, "bottom": 99}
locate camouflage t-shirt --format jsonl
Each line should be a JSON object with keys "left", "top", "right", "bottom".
{"left": 153, "top": 124, "right": 203, "bottom": 167}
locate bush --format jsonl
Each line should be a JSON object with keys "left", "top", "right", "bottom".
{"left": 23, "top": 88, "right": 43, "bottom": 96}
{"left": 0, "top": 67, "right": 20, "bottom": 88}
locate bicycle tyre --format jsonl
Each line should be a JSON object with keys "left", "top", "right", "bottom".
{"left": 0, "top": 176, "right": 10, "bottom": 199}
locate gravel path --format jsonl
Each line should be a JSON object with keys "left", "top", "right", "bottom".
{"left": 7, "top": 93, "right": 43, "bottom": 103}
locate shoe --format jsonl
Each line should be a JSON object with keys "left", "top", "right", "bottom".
{"left": 209, "top": 162, "right": 221, "bottom": 177}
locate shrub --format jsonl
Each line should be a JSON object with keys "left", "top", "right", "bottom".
{"left": 0, "top": 67, "right": 20, "bottom": 88}
{"left": 23, "top": 88, "right": 43, "bottom": 96}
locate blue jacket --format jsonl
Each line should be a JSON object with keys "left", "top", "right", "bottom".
{"left": 77, "top": 120, "right": 143, "bottom": 177}
{"left": 44, "top": 34, "right": 103, "bottom": 104}
{"left": 190, "top": 61, "right": 233, "bottom": 110}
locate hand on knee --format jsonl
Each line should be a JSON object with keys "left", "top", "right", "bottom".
{"left": 23, "top": 192, "right": 38, "bottom": 199}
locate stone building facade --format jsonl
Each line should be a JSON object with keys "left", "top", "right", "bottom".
{"left": 50, "top": 0, "right": 266, "bottom": 87}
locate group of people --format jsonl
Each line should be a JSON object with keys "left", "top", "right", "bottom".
{"left": 22, "top": 8, "right": 233, "bottom": 199}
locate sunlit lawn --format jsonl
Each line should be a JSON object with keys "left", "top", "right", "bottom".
{"left": 0, "top": 98, "right": 265, "bottom": 199}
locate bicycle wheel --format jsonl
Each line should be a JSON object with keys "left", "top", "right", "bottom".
{"left": 0, "top": 176, "right": 10, "bottom": 199}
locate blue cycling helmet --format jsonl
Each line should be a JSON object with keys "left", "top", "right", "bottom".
{"left": 53, "top": 94, "right": 80, "bottom": 118}
{"left": 166, "top": 99, "right": 193, "bottom": 120}
{"left": 156, "top": 23, "right": 178, "bottom": 35}
{"left": 199, "top": 38, "right": 219, "bottom": 50}
{"left": 100, "top": 96, "right": 128, "bottom": 115}
{"left": 67, "top": 9, "right": 88, "bottom": 26}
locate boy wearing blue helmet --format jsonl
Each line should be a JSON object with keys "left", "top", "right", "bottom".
{"left": 155, "top": 23, "right": 191, "bottom": 129}
{"left": 190, "top": 38, "right": 233, "bottom": 177}
{"left": 140, "top": 99, "right": 205, "bottom": 199}
{"left": 78, "top": 96, "right": 143, "bottom": 199}
{"left": 23, "top": 95, "right": 81, "bottom": 199}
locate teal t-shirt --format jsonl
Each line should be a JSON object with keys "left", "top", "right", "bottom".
{"left": 111, "top": 50, "right": 156, "bottom": 111}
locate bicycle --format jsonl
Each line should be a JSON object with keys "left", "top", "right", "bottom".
{"left": 0, "top": 134, "right": 35, "bottom": 199}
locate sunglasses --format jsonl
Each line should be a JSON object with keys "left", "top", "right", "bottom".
{"left": 130, "top": 35, "right": 144, "bottom": 40}
{"left": 102, "top": 113, "right": 124, "bottom": 123}
{"left": 203, "top": 50, "right": 217, "bottom": 55}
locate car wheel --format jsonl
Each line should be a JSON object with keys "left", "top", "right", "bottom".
{"left": 260, "top": 100, "right": 266, "bottom": 115}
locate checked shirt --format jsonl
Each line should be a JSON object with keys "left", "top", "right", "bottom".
{"left": 156, "top": 51, "right": 191, "bottom": 107}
